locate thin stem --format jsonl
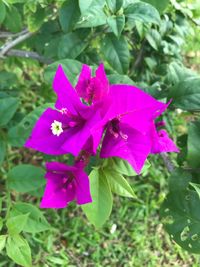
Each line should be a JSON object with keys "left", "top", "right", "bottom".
{"left": 6, "top": 49, "right": 53, "bottom": 64}
{"left": 0, "top": 29, "right": 28, "bottom": 39}
{"left": 160, "top": 153, "right": 175, "bottom": 173}
{"left": 0, "top": 30, "right": 34, "bottom": 57}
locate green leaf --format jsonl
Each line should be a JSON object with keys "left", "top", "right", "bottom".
{"left": 0, "top": 71, "right": 18, "bottom": 90}
{"left": 27, "top": 7, "right": 45, "bottom": 32}
{"left": 106, "top": 0, "right": 124, "bottom": 13}
{"left": 168, "top": 77, "right": 200, "bottom": 111}
{"left": 187, "top": 120, "right": 200, "bottom": 168}
{"left": 8, "top": 103, "right": 53, "bottom": 147}
{"left": 166, "top": 62, "right": 197, "bottom": 85}
{"left": 0, "top": 235, "right": 7, "bottom": 253}
{"left": 143, "top": 0, "right": 169, "bottom": 14}
{"left": 77, "top": 7, "right": 107, "bottom": 28}
{"left": 4, "top": 6, "right": 22, "bottom": 32}
{"left": 0, "top": 97, "right": 19, "bottom": 127}
{"left": 24, "top": 1, "right": 37, "bottom": 12}
{"left": 124, "top": 2, "right": 160, "bottom": 25}
{"left": 58, "top": 32, "right": 87, "bottom": 59}
{"left": 79, "top": 0, "right": 105, "bottom": 14}
{"left": 6, "top": 214, "right": 29, "bottom": 235}
{"left": 82, "top": 168, "right": 113, "bottom": 228}
{"left": 6, "top": 235, "right": 32, "bottom": 267}
{"left": 0, "top": 1, "right": 6, "bottom": 24}
{"left": 7, "top": 164, "right": 45, "bottom": 193}
{"left": 28, "top": 186, "right": 44, "bottom": 198}
{"left": 190, "top": 183, "right": 200, "bottom": 199}
{"left": 43, "top": 35, "right": 61, "bottom": 60}
{"left": 59, "top": 0, "right": 80, "bottom": 33}
{"left": 78, "top": 0, "right": 106, "bottom": 28}
{"left": 101, "top": 33, "right": 130, "bottom": 74}
{"left": 107, "top": 15, "right": 125, "bottom": 37}
{"left": 110, "top": 157, "right": 137, "bottom": 176}
{"left": 44, "top": 59, "right": 82, "bottom": 85}
{"left": 0, "top": 137, "right": 6, "bottom": 165}
{"left": 107, "top": 74, "right": 134, "bottom": 85}
{"left": 0, "top": 198, "right": 2, "bottom": 213}
{"left": 107, "top": 157, "right": 151, "bottom": 176}
{"left": 104, "top": 169, "right": 136, "bottom": 198}
{"left": 161, "top": 169, "right": 200, "bottom": 253}
{"left": 145, "top": 57, "right": 157, "bottom": 70}
{"left": 146, "top": 29, "right": 161, "bottom": 50}
{"left": 168, "top": 169, "right": 192, "bottom": 192}
{"left": 10, "top": 203, "right": 50, "bottom": 233}
{"left": 6, "top": 0, "right": 26, "bottom": 3}
{"left": 0, "top": 218, "right": 3, "bottom": 231}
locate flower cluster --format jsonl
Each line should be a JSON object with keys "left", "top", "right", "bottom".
{"left": 25, "top": 63, "right": 179, "bottom": 209}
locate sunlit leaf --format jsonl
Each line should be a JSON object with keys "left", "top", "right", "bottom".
{"left": 124, "top": 2, "right": 160, "bottom": 25}
{"left": 104, "top": 169, "right": 137, "bottom": 198}
{"left": 6, "top": 214, "right": 29, "bottom": 235}
{"left": 10, "top": 203, "right": 50, "bottom": 233}
{"left": 6, "top": 235, "right": 32, "bottom": 267}
{"left": 0, "top": 235, "right": 7, "bottom": 253}
{"left": 82, "top": 168, "right": 113, "bottom": 228}
{"left": 107, "top": 15, "right": 125, "bottom": 37}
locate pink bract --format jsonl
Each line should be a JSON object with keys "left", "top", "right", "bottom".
{"left": 40, "top": 162, "right": 92, "bottom": 209}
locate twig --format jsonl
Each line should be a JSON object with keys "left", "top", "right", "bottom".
{"left": 160, "top": 153, "right": 175, "bottom": 173}
{"left": 129, "top": 40, "right": 146, "bottom": 76}
{"left": 133, "top": 40, "right": 146, "bottom": 70}
{"left": 0, "top": 30, "right": 34, "bottom": 57}
{"left": 6, "top": 49, "right": 53, "bottom": 64}
{"left": 0, "top": 28, "right": 52, "bottom": 64}
{"left": 0, "top": 29, "right": 28, "bottom": 39}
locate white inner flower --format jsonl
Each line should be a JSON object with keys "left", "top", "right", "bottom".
{"left": 51, "top": 120, "right": 63, "bottom": 136}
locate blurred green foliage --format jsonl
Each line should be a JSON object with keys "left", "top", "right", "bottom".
{"left": 0, "top": 0, "right": 200, "bottom": 265}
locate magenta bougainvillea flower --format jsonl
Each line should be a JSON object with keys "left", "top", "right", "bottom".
{"left": 75, "top": 63, "right": 109, "bottom": 104}
{"left": 25, "top": 65, "right": 104, "bottom": 156}
{"left": 25, "top": 62, "right": 179, "bottom": 210}
{"left": 151, "top": 125, "right": 180, "bottom": 154}
{"left": 40, "top": 161, "right": 92, "bottom": 209}
{"left": 100, "top": 120, "right": 151, "bottom": 174}
{"left": 25, "top": 63, "right": 178, "bottom": 174}
{"left": 100, "top": 85, "right": 179, "bottom": 173}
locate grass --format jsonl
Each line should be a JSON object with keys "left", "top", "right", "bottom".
{"left": 37, "top": 163, "right": 200, "bottom": 266}
{"left": 1, "top": 60, "right": 200, "bottom": 267}
{"left": 1, "top": 154, "right": 200, "bottom": 266}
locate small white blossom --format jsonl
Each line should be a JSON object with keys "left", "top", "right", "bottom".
{"left": 110, "top": 224, "right": 117, "bottom": 234}
{"left": 51, "top": 120, "right": 63, "bottom": 136}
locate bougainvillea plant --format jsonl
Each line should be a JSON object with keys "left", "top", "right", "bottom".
{"left": 1, "top": 0, "right": 200, "bottom": 265}
{"left": 25, "top": 64, "right": 179, "bottom": 212}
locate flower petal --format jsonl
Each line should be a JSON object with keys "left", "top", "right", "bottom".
{"left": 40, "top": 167, "right": 75, "bottom": 209}
{"left": 151, "top": 127, "right": 180, "bottom": 153}
{"left": 53, "top": 65, "right": 85, "bottom": 114}
{"left": 45, "top": 162, "right": 76, "bottom": 173}
{"left": 61, "top": 109, "right": 102, "bottom": 156}
{"left": 103, "top": 84, "right": 168, "bottom": 121}
{"left": 25, "top": 108, "right": 70, "bottom": 155}
{"left": 75, "top": 64, "right": 91, "bottom": 100}
{"left": 100, "top": 123, "right": 151, "bottom": 174}
{"left": 93, "top": 63, "right": 109, "bottom": 101}
{"left": 74, "top": 163, "right": 92, "bottom": 205}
